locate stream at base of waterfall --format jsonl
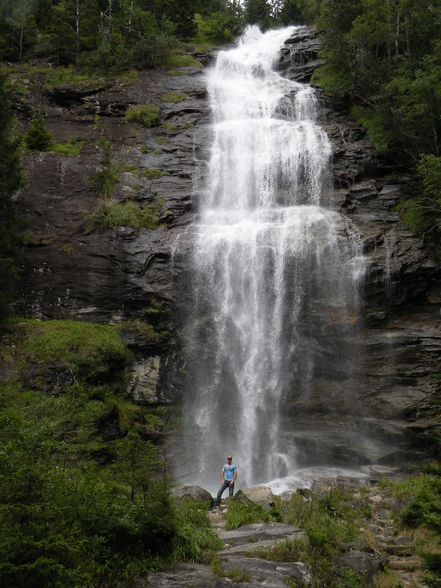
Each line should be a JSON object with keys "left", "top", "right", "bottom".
{"left": 175, "top": 26, "right": 365, "bottom": 494}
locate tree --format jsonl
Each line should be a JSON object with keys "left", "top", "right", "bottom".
{"left": 244, "top": 0, "right": 273, "bottom": 28}
{"left": 0, "top": 77, "right": 22, "bottom": 327}
{"left": 0, "top": 0, "right": 38, "bottom": 59}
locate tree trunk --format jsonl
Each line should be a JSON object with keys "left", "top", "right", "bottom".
{"left": 75, "top": 0, "right": 80, "bottom": 65}
{"left": 108, "top": 0, "right": 113, "bottom": 47}
{"left": 19, "top": 25, "right": 24, "bottom": 60}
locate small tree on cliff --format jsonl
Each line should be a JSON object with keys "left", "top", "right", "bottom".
{"left": 0, "top": 76, "right": 23, "bottom": 327}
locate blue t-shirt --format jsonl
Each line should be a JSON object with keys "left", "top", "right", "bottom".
{"left": 223, "top": 463, "right": 237, "bottom": 482}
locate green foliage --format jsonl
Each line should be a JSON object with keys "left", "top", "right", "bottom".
{"left": 244, "top": 0, "right": 273, "bottom": 29}
{"left": 24, "top": 112, "right": 52, "bottom": 151}
{"left": 0, "top": 387, "right": 174, "bottom": 585}
{"left": 252, "top": 536, "right": 308, "bottom": 561}
{"left": 225, "top": 498, "right": 271, "bottom": 529}
{"left": 381, "top": 463, "right": 441, "bottom": 586}
{"left": 172, "top": 500, "right": 224, "bottom": 561}
{"left": 143, "top": 167, "right": 169, "bottom": 179}
{"left": 16, "top": 318, "right": 130, "bottom": 380}
{"left": 308, "top": 0, "right": 441, "bottom": 249}
{"left": 0, "top": 75, "right": 22, "bottom": 327}
{"left": 125, "top": 103, "right": 161, "bottom": 127}
{"left": 164, "top": 52, "right": 202, "bottom": 69}
{"left": 93, "top": 140, "right": 120, "bottom": 198}
{"left": 0, "top": 0, "right": 244, "bottom": 69}
{"left": 279, "top": 487, "right": 371, "bottom": 586}
{"left": 398, "top": 154, "right": 441, "bottom": 255}
{"left": 167, "top": 69, "right": 186, "bottom": 76}
{"left": 88, "top": 200, "right": 161, "bottom": 231}
{"left": 225, "top": 566, "right": 252, "bottom": 583}
{"left": 193, "top": 12, "right": 234, "bottom": 44}
{"left": 0, "top": 317, "right": 222, "bottom": 585}
{"left": 160, "top": 92, "right": 188, "bottom": 103}
{"left": 48, "top": 141, "right": 82, "bottom": 156}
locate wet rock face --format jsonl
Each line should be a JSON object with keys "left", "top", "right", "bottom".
{"left": 278, "top": 27, "right": 441, "bottom": 466}
{"left": 15, "top": 67, "right": 209, "bottom": 322}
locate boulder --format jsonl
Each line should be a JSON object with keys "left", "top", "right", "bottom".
{"left": 127, "top": 357, "right": 160, "bottom": 405}
{"left": 235, "top": 486, "right": 275, "bottom": 511}
{"left": 173, "top": 485, "right": 213, "bottom": 507}
{"left": 337, "top": 548, "right": 386, "bottom": 585}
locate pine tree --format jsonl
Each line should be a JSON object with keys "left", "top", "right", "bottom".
{"left": 0, "top": 76, "right": 22, "bottom": 327}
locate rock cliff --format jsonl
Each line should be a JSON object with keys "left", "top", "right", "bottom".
{"left": 14, "top": 28, "right": 441, "bottom": 470}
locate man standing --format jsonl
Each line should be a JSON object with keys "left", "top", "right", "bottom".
{"left": 214, "top": 454, "right": 237, "bottom": 507}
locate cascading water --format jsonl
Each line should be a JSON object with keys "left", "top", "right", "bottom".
{"left": 177, "top": 26, "right": 364, "bottom": 491}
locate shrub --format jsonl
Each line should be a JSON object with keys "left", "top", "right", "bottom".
{"left": 87, "top": 201, "right": 161, "bottom": 231}
{"left": 164, "top": 52, "right": 202, "bottom": 68}
{"left": 193, "top": 12, "right": 234, "bottom": 44}
{"left": 125, "top": 103, "right": 160, "bottom": 127}
{"left": 172, "top": 500, "right": 224, "bottom": 561}
{"left": 252, "top": 537, "right": 308, "bottom": 561}
{"left": 143, "top": 168, "right": 169, "bottom": 179}
{"left": 17, "top": 319, "right": 130, "bottom": 381}
{"left": 225, "top": 498, "right": 270, "bottom": 530}
{"left": 25, "top": 113, "right": 52, "bottom": 151}
{"left": 160, "top": 92, "right": 188, "bottom": 103}
{"left": 49, "top": 141, "right": 82, "bottom": 156}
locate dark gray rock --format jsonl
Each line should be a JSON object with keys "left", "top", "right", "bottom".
{"left": 337, "top": 548, "right": 386, "bottom": 586}
{"left": 172, "top": 485, "right": 214, "bottom": 507}
{"left": 146, "top": 563, "right": 230, "bottom": 586}
{"left": 235, "top": 486, "right": 275, "bottom": 511}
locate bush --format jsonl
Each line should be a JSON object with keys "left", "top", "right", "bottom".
{"left": 25, "top": 113, "right": 52, "bottom": 151}
{"left": 87, "top": 201, "right": 161, "bottom": 231}
{"left": 225, "top": 498, "right": 270, "bottom": 530}
{"left": 172, "top": 500, "right": 224, "bottom": 561}
{"left": 252, "top": 536, "right": 308, "bottom": 561}
{"left": 193, "top": 12, "right": 234, "bottom": 44}
{"left": 125, "top": 103, "right": 160, "bottom": 127}
{"left": 143, "top": 167, "right": 169, "bottom": 179}
{"left": 16, "top": 319, "right": 131, "bottom": 381}
{"left": 49, "top": 141, "right": 82, "bottom": 156}
{"left": 160, "top": 92, "right": 188, "bottom": 103}
{"left": 163, "top": 52, "right": 202, "bottom": 68}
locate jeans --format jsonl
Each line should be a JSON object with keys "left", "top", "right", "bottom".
{"left": 215, "top": 480, "right": 234, "bottom": 505}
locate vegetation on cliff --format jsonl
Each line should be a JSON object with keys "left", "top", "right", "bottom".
{"left": 0, "top": 319, "right": 221, "bottom": 585}
{"left": 0, "top": 77, "right": 22, "bottom": 328}
{"left": 301, "top": 0, "right": 441, "bottom": 255}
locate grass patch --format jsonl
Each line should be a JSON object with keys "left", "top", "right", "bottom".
{"left": 225, "top": 498, "right": 271, "bottom": 530}
{"left": 118, "top": 319, "right": 170, "bottom": 346}
{"left": 160, "top": 92, "right": 188, "bottom": 103}
{"left": 125, "top": 103, "right": 160, "bottom": 127}
{"left": 167, "top": 69, "right": 186, "bottom": 76}
{"left": 87, "top": 200, "right": 161, "bottom": 231}
{"left": 211, "top": 559, "right": 251, "bottom": 583}
{"left": 277, "top": 487, "right": 372, "bottom": 587}
{"left": 164, "top": 52, "right": 202, "bottom": 68}
{"left": 143, "top": 168, "right": 169, "bottom": 179}
{"left": 48, "top": 141, "right": 83, "bottom": 156}
{"left": 381, "top": 463, "right": 441, "bottom": 587}
{"left": 172, "top": 500, "right": 224, "bottom": 562}
{"left": 251, "top": 536, "right": 308, "bottom": 562}
{"left": 225, "top": 567, "right": 251, "bottom": 583}
{"left": 15, "top": 318, "right": 130, "bottom": 379}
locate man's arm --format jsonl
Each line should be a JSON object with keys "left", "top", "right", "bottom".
{"left": 221, "top": 467, "right": 225, "bottom": 482}
{"left": 231, "top": 467, "right": 237, "bottom": 485}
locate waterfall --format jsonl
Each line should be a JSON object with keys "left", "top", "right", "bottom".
{"left": 177, "top": 26, "right": 364, "bottom": 491}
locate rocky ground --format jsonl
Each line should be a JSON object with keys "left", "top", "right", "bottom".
{"left": 146, "top": 481, "right": 430, "bottom": 587}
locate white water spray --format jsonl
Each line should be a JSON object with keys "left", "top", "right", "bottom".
{"left": 178, "top": 26, "right": 364, "bottom": 491}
